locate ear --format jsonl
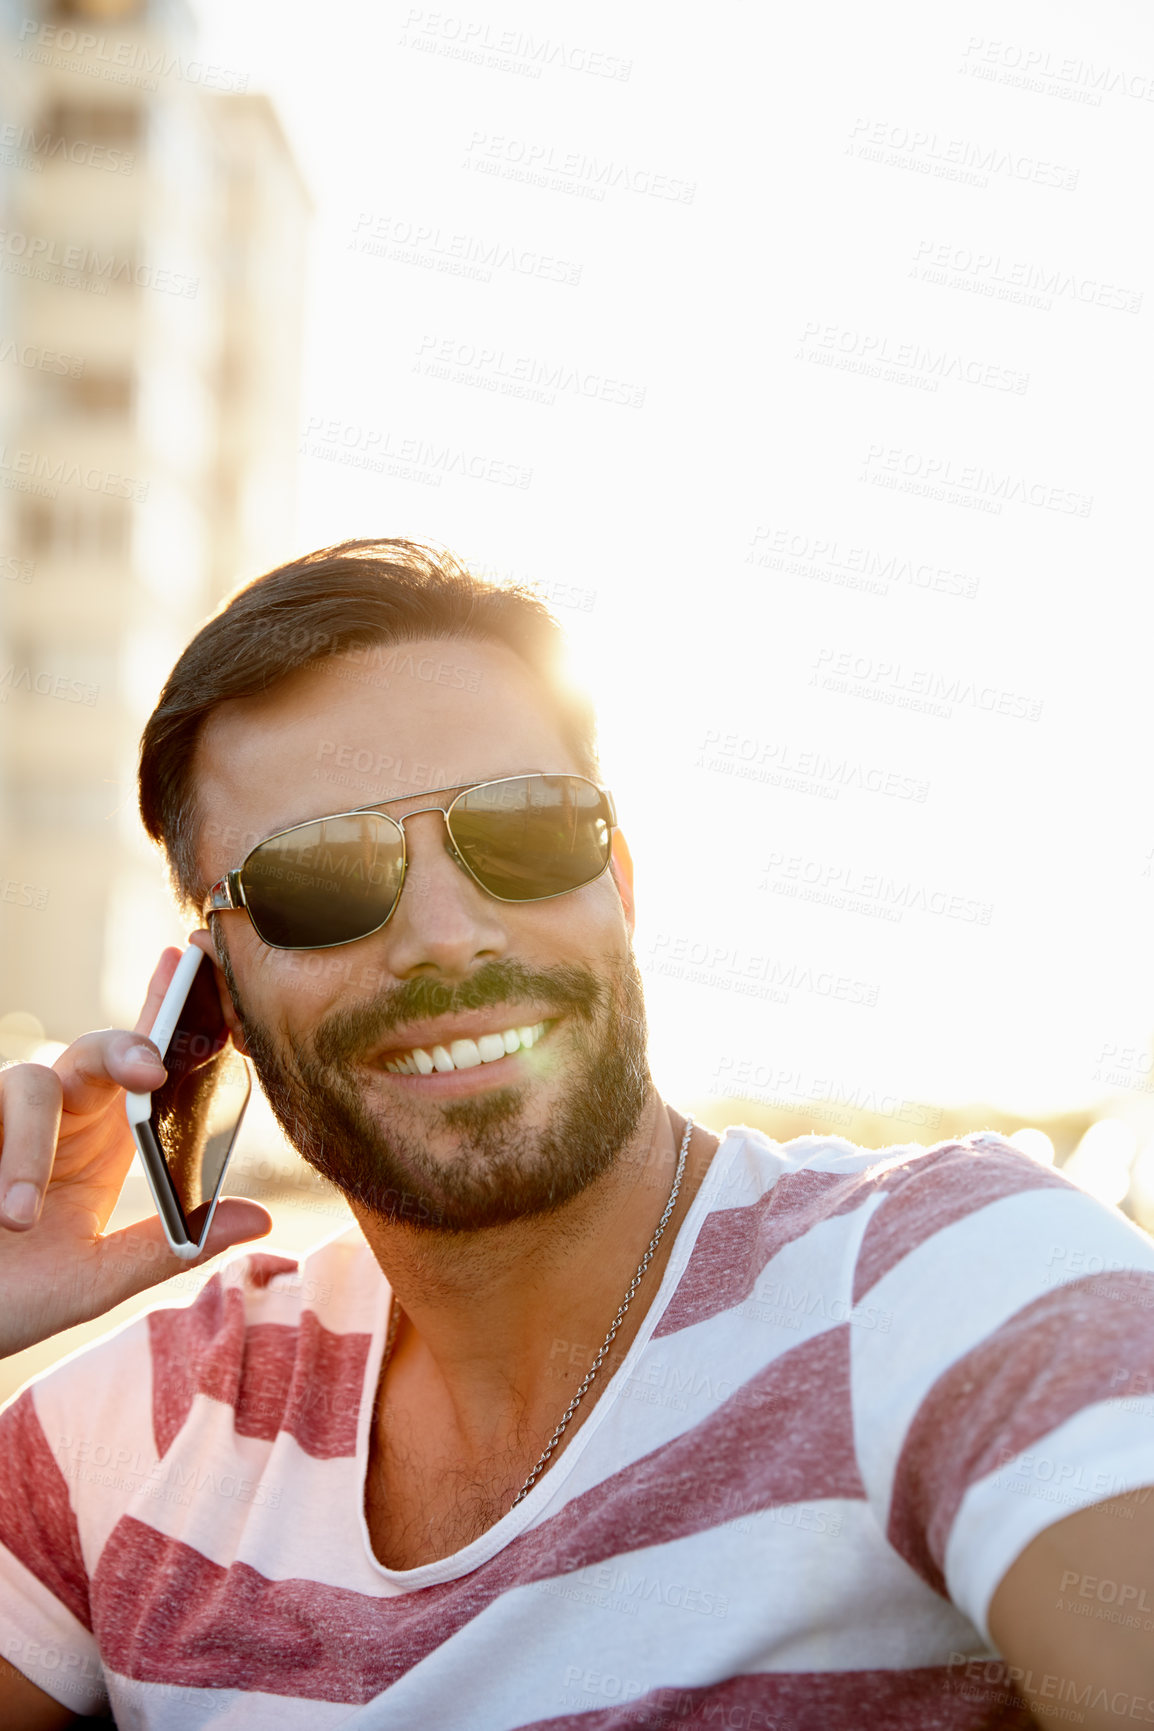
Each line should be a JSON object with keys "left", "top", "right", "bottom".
{"left": 609, "top": 829, "right": 636, "bottom": 936}
{"left": 188, "top": 926, "right": 250, "bottom": 1056}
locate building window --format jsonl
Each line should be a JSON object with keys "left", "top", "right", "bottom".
{"left": 18, "top": 496, "right": 132, "bottom": 562}
{"left": 38, "top": 371, "right": 134, "bottom": 417}
{"left": 48, "top": 0, "right": 144, "bottom": 21}
{"left": 39, "top": 99, "right": 143, "bottom": 150}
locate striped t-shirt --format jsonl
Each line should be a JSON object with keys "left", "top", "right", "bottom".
{"left": 3, "top": 1126, "right": 1154, "bottom": 1728}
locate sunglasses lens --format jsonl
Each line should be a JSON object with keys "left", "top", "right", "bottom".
{"left": 242, "top": 814, "right": 404, "bottom": 948}
{"left": 449, "top": 775, "right": 612, "bottom": 900}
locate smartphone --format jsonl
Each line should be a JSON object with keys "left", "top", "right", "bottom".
{"left": 125, "top": 946, "right": 252, "bottom": 1260}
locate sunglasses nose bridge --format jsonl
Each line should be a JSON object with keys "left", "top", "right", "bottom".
{"left": 390, "top": 804, "right": 469, "bottom": 881}
{"left": 394, "top": 802, "right": 452, "bottom": 822}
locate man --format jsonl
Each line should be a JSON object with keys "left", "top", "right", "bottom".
{"left": 1, "top": 538, "right": 1153, "bottom": 1730}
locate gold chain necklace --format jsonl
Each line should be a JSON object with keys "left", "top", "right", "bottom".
{"left": 377, "top": 1115, "right": 694, "bottom": 1513}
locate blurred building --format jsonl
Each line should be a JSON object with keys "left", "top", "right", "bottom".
{"left": 0, "top": 0, "right": 308, "bottom": 1045}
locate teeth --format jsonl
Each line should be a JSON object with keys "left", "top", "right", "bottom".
{"left": 388, "top": 1022, "right": 547, "bottom": 1074}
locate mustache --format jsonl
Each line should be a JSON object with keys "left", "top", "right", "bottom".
{"left": 309, "top": 960, "right": 608, "bottom": 1066}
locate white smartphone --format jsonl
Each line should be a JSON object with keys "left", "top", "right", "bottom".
{"left": 125, "top": 946, "right": 252, "bottom": 1260}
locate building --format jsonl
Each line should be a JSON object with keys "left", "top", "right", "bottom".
{"left": 0, "top": 0, "right": 309, "bottom": 1044}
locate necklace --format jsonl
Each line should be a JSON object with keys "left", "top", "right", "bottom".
{"left": 378, "top": 1113, "right": 694, "bottom": 1514}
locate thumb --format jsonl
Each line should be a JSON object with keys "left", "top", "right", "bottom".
{"left": 91, "top": 1199, "right": 273, "bottom": 1311}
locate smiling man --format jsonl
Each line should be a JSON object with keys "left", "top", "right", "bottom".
{"left": 1, "top": 539, "right": 1154, "bottom": 1729}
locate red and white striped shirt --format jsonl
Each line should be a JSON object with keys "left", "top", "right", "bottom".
{"left": 3, "top": 1127, "right": 1154, "bottom": 1728}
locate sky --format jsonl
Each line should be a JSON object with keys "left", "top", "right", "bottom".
{"left": 189, "top": 0, "right": 1154, "bottom": 1123}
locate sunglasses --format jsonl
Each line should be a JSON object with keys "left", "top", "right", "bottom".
{"left": 205, "top": 772, "right": 617, "bottom": 951}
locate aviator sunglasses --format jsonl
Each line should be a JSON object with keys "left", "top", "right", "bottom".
{"left": 205, "top": 772, "right": 617, "bottom": 951}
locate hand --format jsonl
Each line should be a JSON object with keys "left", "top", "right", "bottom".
{"left": 0, "top": 947, "right": 272, "bottom": 1359}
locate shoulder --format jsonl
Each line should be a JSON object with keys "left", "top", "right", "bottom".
{"left": 712, "top": 1121, "right": 1068, "bottom": 1233}
{"left": 16, "top": 1226, "right": 385, "bottom": 1462}
{"left": 146, "top": 1227, "right": 385, "bottom": 1458}
{"left": 698, "top": 1125, "right": 1142, "bottom": 1311}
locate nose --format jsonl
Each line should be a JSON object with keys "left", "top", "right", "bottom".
{"left": 376, "top": 809, "right": 509, "bottom": 979}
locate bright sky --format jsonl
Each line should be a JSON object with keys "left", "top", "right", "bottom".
{"left": 192, "top": 0, "right": 1154, "bottom": 1121}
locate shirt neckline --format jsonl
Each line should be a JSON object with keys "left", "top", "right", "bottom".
{"left": 354, "top": 1125, "right": 750, "bottom": 1588}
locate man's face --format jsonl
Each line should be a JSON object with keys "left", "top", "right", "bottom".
{"left": 191, "top": 637, "right": 651, "bottom": 1232}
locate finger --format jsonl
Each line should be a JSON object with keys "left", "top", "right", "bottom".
{"left": 53, "top": 1028, "right": 167, "bottom": 1120}
{"left": 132, "top": 947, "right": 185, "bottom": 1039}
{"left": 187, "top": 927, "right": 217, "bottom": 966}
{"left": 0, "top": 1065, "right": 63, "bottom": 1229}
{"left": 196, "top": 1199, "right": 274, "bottom": 1260}
{"left": 90, "top": 1199, "right": 274, "bottom": 1312}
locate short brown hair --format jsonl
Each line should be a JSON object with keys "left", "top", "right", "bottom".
{"left": 138, "top": 537, "right": 598, "bottom": 912}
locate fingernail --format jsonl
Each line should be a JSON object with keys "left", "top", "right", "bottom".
{"left": 128, "top": 1044, "right": 165, "bottom": 1072}
{"left": 4, "top": 1183, "right": 40, "bottom": 1226}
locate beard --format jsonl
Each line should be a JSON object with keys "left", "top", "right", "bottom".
{"left": 216, "top": 942, "right": 653, "bottom": 1234}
